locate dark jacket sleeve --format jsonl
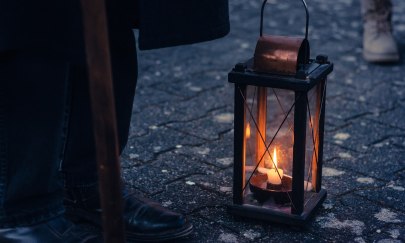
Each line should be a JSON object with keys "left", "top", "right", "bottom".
{"left": 0, "top": 0, "right": 137, "bottom": 63}
{"left": 137, "top": 0, "right": 230, "bottom": 50}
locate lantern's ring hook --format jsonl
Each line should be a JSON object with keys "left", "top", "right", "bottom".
{"left": 260, "top": 0, "right": 309, "bottom": 40}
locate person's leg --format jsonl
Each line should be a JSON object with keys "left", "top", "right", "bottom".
{"left": 0, "top": 50, "right": 100, "bottom": 242}
{"left": 62, "top": 30, "right": 193, "bottom": 241}
{"left": 361, "top": 0, "right": 399, "bottom": 63}
{"left": 61, "top": 40, "right": 137, "bottom": 188}
{"left": 0, "top": 50, "right": 68, "bottom": 227}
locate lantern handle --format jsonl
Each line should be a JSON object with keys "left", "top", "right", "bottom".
{"left": 260, "top": 0, "right": 309, "bottom": 40}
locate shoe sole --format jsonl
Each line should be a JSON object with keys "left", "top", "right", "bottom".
{"left": 126, "top": 223, "right": 193, "bottom": 242}
{"left": 65, "top": 207, "right": 193, "bottom": 242}
{"left": 363, "top": 50, "right": 400, "bottom": 63}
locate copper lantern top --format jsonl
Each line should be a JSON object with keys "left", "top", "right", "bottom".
{"left": 253, "top": 0, "right": 310, "bottom": 75}
{"left": 254, "top": 36, "right": 309, "bottom": 75}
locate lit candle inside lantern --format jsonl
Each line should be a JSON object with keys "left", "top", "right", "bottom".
{"left": 257, "top": 166, "right": 269, "bottom": 174}
{"left": 267, "top": 148, "right": 284, "bottom": 185}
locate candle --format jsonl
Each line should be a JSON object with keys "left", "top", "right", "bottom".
{"left": 257, "top": 167, "right": 269, "bottom": 175}
{"left": 267, "top": 148, "right": 283, "bottom": 185}
{"left": 267, "top": 168, "right": 283, "bottom": 185}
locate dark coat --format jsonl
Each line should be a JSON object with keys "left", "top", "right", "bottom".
{"left": 137, "top": 0, "right": 229, "bottom": 50}
{"left": 0, "top": 0, "right": 229, "bottom": 59}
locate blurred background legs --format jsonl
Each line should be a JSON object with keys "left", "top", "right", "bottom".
{"left": 361, "top": 0, "right": 399, "bottom": 63}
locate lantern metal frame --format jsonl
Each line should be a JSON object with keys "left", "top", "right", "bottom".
{"left": 228, "top": 57, "right": 332, "bottom": 225}
{"left": 228, "top": 0, "right": 333, "bottom": 225}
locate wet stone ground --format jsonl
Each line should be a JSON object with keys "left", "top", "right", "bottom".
{"left": 122, "top": 0, "right": 405, "bottom": 242}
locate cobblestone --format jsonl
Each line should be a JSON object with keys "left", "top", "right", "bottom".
{"left": 123, "top": 0, "right": 405, "bottom": 241}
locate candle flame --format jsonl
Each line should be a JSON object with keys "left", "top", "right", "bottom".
{"left": 273, "top": 148, "right": 278, "bottom": 169}
{"left": 245, "top": 124, "right": 251, "bottom": 139}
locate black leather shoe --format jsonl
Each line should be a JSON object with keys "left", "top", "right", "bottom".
{"left": 0, "top": 216, "right": 101, "bottom": 243}
{"left": 64, "top": 186, "right": 193, "bottom": 242}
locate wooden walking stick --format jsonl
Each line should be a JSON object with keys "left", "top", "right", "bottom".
{"left": 80, "top": 0, "right": 126, "bottom": 242}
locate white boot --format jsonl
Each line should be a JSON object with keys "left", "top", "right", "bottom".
{"left": 361, "top": 0, "right": 399, "bottom": 63}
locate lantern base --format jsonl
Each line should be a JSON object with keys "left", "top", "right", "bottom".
{"left": 249, "top": 174, "right": 293, "bottom": 205}
{"left": 228, "top": 189, "right": 327, "bottom": 226}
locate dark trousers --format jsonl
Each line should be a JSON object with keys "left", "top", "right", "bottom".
{"left": 0, "top": 33, "right": 137, "bottom": 227}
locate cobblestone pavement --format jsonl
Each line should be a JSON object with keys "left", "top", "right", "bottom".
{"left": 123, "top": 0, "right": 405, "bottom": 242}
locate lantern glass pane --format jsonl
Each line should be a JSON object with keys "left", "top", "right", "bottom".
{"left": 242, "top": 85, "right": 295, "bottom": 210}
{"left": 303, "top": 85, "right": 320, "bottom": 208}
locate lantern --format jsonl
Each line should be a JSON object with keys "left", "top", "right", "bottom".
{"left": 228, "top": 0, "right": 333, "bottom": 225}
